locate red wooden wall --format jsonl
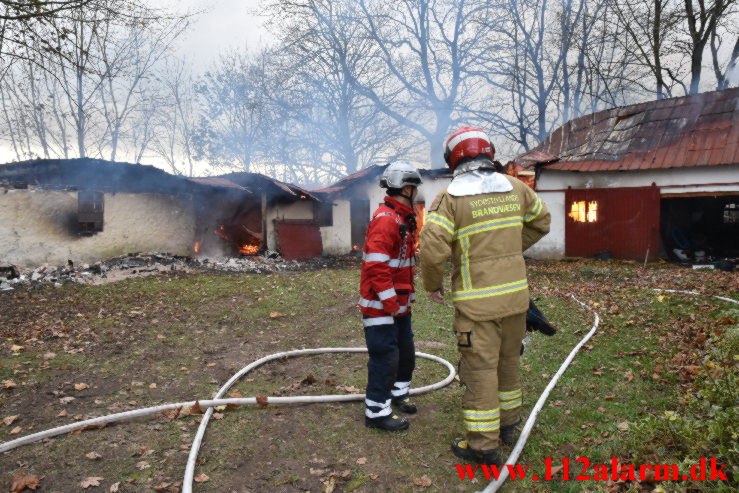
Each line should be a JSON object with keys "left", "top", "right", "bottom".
{"left": 275, "top": 220, "right": 323, "bottom": 260}
{"left": 565, "top": 187, "right": 660, "bottom": 261}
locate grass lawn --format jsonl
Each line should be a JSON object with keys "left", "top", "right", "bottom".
{"left": 1, "top": 258, "right": 737, "bottom": 492}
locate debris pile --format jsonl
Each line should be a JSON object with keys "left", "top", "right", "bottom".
{"left": 0, "top": 253, "right": 359, "bottom": 292}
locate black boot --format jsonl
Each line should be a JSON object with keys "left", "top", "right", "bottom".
{"left": 392, "top": 396, "right": 417, "bottom": 414}
{"left": 365, "top": 414, "right": 410, "bottom": 431}
{"left": 451, "top": 438, "right": 502, "bottom": 465}
{"left": 500, "top": 420, "right": 521, "bottom": 446}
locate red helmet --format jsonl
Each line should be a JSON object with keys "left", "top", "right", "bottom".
{"left": 443, "top": 126, "right": 495, "bottom": 171}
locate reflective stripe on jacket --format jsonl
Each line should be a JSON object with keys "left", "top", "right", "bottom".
{"left": 359, "top": 196, "right": 417, "bottom": 323}
{"left": 419, "top": 173, "right": 550, "bottom": 321}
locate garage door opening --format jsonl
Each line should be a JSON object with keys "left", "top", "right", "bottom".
{"left": 660, "top": 194, "right": 739, "bottom": 263}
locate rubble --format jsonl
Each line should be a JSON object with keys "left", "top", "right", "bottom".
{"left": 0, "top": 253, "right": 359, "bottom": 292}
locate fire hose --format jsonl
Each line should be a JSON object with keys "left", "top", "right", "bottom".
{"left": 2, "top": 291, "right": 733, "bottom": 491}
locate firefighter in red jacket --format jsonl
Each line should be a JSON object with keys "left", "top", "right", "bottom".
{"left": 360, "top": 161, "right": 422, "bottom": 432}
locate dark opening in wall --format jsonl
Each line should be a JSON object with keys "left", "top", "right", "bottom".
{"left": 78, "top": 191, "right": 104, "bottom": 235}
{"left": 314, "top": 200, "right": 333, "bottom": 227}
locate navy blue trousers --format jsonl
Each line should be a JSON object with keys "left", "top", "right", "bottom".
{"left": 364, "top": 313, "right": 416, "bottom": 418}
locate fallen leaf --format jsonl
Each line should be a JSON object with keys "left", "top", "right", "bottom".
{"left": 10, "top": 344, "right": 24, "bottom": 352}
{"left": 194, "top": 473, "right": 209, "bottom": 483}
{"left": 109, "top": 483, "right": 120, "bottom": 492}
{"left": 86, "top": 451, "right": 102, "bottom": 460}
{"left": 153, "top": 483, "right": 172, "bottom": 492}
{"left": 80, "top": 477, "right": 104, "bottom": 488}
{"left": 190, "top": 400, "right": 203, "bottom": 415}
{"left": 604, "top": 395, "right": 615, "bottom": 401}
{"left": 10, "top": 426, "right": 22, "bottom": 434}
{"left": 59, "top": 396, "right": 75, "bottom": 404}
{"left": 549, "top": 465, "right": 563, "bottom": 476}
{"left": 2, "top": 379, "right": 17, "bottom": 389}
{"left": 310, "top": 468, "right": 328, "bottom": 476}
{"left": 149, "top": 383, "right": 157, "bottom": 389}
{"left": 136, "top": 460, "right": 150, "bottom": 470}
{"left": 42, "top": 352, "right": 56, "bottom": 360}
{"left": 624, "top": 371, "right": 634, "bottom": 382}
{"left": 413, "top": 475, "right": 432, "bottom": 487}
{"left": 369, "top": 473, "right": 379, "bottom": 480}
{"left": 74, "top": 383, "right": 90, "bottom": 391}
{"left": 551, "top": 400, "right": 566, "bottom": 407}
{"left": 356, "top": 457, "right": 367, "bottom": 465}
{"left": 10, "top": 472, "right": 40, "bottom": 492}
{"left": 156, "top": 334, "right": 166, "bottom": 339}
{"left": 341, "top": 470, "right": 351, "bottom": 480}
{"left": 213, "top": 413, "right": 224, "bottom": 420}
{"left": 206, "top": 363, "right": 216, "bottom": 367}
{"left": 256, "top": 394, "right": 268, "bottom": 408}
{"left": 3, "top": 414, "right": 19, "bottom": 426}
{"left": 162, "top": 407, "right": 180, "bottom": 420}
{"left": 58, "top": 410, "right": 68, "bottom": 417}
{"left": 322, "top": 475, "right": 338, "bottom": 493}
{"left": 617, "top": 422, "right": 630, "bottom": 432}
{"left": 301, "top": 374, "right": 317, "bottom": 385}
{"left": 269, "top": 311, "right": 285, "bottom": 318}
{"left": 227, "top": 390, "right": 242, "bottom": 409}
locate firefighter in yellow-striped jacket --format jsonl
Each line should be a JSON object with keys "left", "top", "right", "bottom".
{"left": 419, "top": 126, "right": 550, "bottom": 465}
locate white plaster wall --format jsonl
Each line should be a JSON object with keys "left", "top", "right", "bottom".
{"left": 0, "top": 189, "right": 196, "bottom": 267}
{"left": 264, "top": 199, "right": 314, "bottom": 251}
{"left": 419, "top": 177, "right": 452, "bottom": 209}
{"left": 525, "top": 191, "right": 566, "bottom": 259}
{"left": 537, "top": 164, "right": 739, "bottom": 192}
{"left": 320, "top": 200, "right": 351, "bottom": 254}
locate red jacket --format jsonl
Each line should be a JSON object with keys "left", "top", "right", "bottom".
{"left": 359, "top": 196, "right": 417, "bottom": 326}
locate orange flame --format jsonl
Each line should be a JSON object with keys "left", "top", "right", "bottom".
{"left": 352, "top": 245, "right": 360, "bottom": 251}
{"left": 194, "top": 241, "right": 200, "bottom": 254}
{"left": 240, "top": 244, "right": 259, "bottom": 255}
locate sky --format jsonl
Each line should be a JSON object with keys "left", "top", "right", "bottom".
{"left": 171, "top": 0, "right": 274, "bottom": 68}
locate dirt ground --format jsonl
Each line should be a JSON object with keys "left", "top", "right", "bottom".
{"left": 1, "top": 259, "right": 737, "bottom": 492}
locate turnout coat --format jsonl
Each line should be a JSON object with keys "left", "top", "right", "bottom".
{"left": 359, "top": 196, "right": 417, "bottom": 326}
{"left": 420, "top": 170, "right": 550, "bottom": 321}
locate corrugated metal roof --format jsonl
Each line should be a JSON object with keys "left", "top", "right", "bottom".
{"left": 522, "top": 87, "right": 739, "bottom": 172}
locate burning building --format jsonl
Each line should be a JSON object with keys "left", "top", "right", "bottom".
{"left": 0, "top": 159, "right": 324, "bottom": 267}
{"left": 312, "top": 165, "right": 452, "bottom": 254}
{"left": 516, "top": 87, "right": 739, "bottom": 262}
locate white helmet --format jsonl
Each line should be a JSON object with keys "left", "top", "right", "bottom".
{"left": 379, "top": 160, "right": 422, "bottom": 189}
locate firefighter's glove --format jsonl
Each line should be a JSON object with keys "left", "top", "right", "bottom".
{"left": 526, "top": 299, "right": 557, "bottom": 336}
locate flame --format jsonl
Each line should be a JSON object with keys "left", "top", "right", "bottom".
{"left": 194, "top": 241, "right": 200, "bottom": 254}
{"left": 352, "top": 245, "right": 360, "bottom": 251}
{"left": 413, "top": 203, "right": 426, "bottom": 249}
{"left": 240, "top": 244, "right": 260, "bottom": 255}
{"left": 214, "top": 224, "right": 261, "bottom": 255}
{"left": 568, "top": 201, "right": 598, "bottom": 222}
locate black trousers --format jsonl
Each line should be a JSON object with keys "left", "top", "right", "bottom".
{"left": 363, "top": 313, "right": 416, "bottom": 418}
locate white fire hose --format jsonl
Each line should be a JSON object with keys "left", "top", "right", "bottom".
{"left": 478, "top": 290, "right": 738, "bottom": 493}
{"left": 3, "top": 290, "right": 733, "bottom": 492}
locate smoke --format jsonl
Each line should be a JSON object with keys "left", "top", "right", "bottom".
{"left": 726, "top": 60, "right": 739, "bottom": 87}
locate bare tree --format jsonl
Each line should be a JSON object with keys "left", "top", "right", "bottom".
{"left": 265, "top": 0, "right": 414, "bottom": 180}
{"left": 339, "top": 0, "right": 502, "bottom": 166}
{"left": 150, "top": 58, "right": 197, "bottom": 176}
{"left": 680, "top": 0, "right": 737, "bottom": 94}
{"left": 193, "top": 50, "right": 273, "bottom": 173}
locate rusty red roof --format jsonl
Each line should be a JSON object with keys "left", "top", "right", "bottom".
{"left": 522, "top": 87, "right": 739, "bottom": 172}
